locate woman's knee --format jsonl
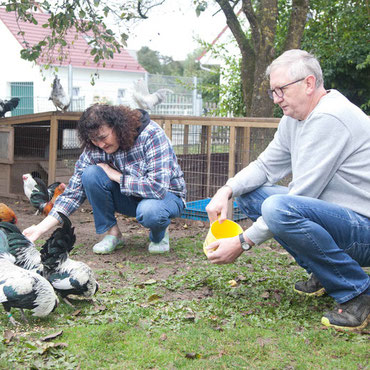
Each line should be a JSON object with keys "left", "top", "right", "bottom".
{"left": 136, "top": 201, "right": 169, "bottom": 229}
{"left": 81, "top": 165, "right": 103, "bottom": 188}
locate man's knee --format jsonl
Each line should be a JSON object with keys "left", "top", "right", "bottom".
{"left": 261, "top": 194, "right": 290, "bottom": 230}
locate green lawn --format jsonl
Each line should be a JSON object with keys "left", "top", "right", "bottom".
{"left": 0, "top": 234, "right": 368, "bottom": 369}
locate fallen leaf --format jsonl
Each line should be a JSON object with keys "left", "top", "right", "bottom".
{"left": 143, "top": 279, "right": 157, "bottom": 285}
{"left": 160, "top": 334, "right": 167, "bottom": 341}
{"left": 3, "top": 330, "right": 16, "bottom": 344}
{"left": 41, "top": 330, "right": 63, "bottom": 342}
{"left": 72, "top": 309, "right": 81, "bottom": 316}
{"left": 185, "top": 352, "right": 202, "bottom": 359}
{"left": 228, "top": 279, "right": 238, "bottom": 287}
{"left": 94, "top": 305, "right": 106, "bottom": 311}
{"left": 261, "top": 291, "right": 270, "bottom": 299}
{"left": 148, "top": 294, "right": 161, "bottom": 302}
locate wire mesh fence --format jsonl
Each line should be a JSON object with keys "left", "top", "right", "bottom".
{"left": 5, "top": 74, "right": 203, "bottom": 117}
{"left": 1, "top": 114, "right": 280, "bottom": 220}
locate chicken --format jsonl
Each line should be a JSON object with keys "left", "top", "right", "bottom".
{"left": 22, "top": 173, "right": 66, "bottom": 216}
{"left": 40, "top": 212, "right": 99, "bottom": 306}
{"left": 132, "top": 79, "right": 173, "bottom": 110}
{"left": 40, "top": 182, "right": 66, "bottom": 216}
{"left": 0, "top": 230, "right": 58, "bottom": 325}
{"left": 0, "top": 222, "right": 43, "bottom": 274}
{"left": 0, "top": 98, "right": 20, "bottom": 118}
{"left": 0, "top": 203, "right": 17, "bottom": 224}
{"left": 22, "top": 172, "right": 38, "bottom": 201}
{"left": 49, "top": 76, "right": 70, "bottom": 112}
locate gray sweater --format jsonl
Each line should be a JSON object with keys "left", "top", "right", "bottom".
{"left": 227, "top": 90, "right": 370, "bottom": 244}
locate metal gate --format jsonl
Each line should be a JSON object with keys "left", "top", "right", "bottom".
{"left": 10, "top": 82, "right": 34, "bottom": 116}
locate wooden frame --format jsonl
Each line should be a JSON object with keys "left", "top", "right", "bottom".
{"left": 0, "top": 112, "right": 280, "bottom": 204}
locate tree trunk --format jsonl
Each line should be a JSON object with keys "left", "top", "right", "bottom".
{"left": 216, "top": 0, "right": 311, "bottom": 117}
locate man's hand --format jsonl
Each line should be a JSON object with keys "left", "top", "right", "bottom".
{"left": 206, "top": 185, "right": 233, "bottom": 224}
{"left": 206, "top": 235, "right": 244, "bottom": 264}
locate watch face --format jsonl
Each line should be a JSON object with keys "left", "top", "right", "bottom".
{"left": 241, "top": 242, "right": 251, "bottom": 251}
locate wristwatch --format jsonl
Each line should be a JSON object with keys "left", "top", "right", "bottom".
{"left": 238, "top": 232, "right": 252, "bottom": 252}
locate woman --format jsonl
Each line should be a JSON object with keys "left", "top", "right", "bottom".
{"left": 23, "top": 104, "right": 186, "bottom": 254}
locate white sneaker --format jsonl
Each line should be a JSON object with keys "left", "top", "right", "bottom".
{"left": 148, "top": 228, "right": 170, "bottom": 254}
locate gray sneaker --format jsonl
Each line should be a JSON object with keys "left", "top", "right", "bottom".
{"left": 294, "top": 274, "right": 326, "bottom": 297}
{"left": 148, "top": 228, "right": 169, "bottom": 254}
{"left": 93, "top": 235, "right": 124, "bottom": 254}
{"left": 321, "top": 293, "right": 370, "bottom": 331}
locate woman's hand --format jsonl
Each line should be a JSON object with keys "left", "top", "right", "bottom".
{"left": 22, "top": 215, "right": 59, "bottom": 243}
{"left": 97, "top": 163, "right": 122, "bottom": 183}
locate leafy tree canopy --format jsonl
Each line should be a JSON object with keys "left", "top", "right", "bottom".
{"left": 0, "top": 0, "right": 166, "bottom": 67}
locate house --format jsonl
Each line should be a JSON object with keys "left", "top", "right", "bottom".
{"left": 0, "top": 7, "right": 147, "bottom": 116}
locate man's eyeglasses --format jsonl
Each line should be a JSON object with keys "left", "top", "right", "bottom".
{"left": 267, "top": 78, "right": 305, "bottom": 100}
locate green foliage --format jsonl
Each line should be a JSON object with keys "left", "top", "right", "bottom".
{"left": 302, "top": 0, "right": 370, "bottom": 114}
{"left": 137, "top": 46, "right": 163, "bottom": 74}
{"left": 201, "top": 0, "right": 369, "bottom": 116}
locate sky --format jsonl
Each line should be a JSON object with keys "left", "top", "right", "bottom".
{"left": 124, "top": 2, "right": 229, "bottom": 61}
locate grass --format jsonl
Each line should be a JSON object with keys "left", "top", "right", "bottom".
{"left": 0, "top": 234, "right": 368, "bottom": 369}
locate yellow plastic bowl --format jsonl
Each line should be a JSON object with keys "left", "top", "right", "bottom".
{"left": 203, "top": 219, "right": 243, "bottom": 256}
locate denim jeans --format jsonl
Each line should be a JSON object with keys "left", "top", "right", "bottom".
{"left": 81, "top": 165, "right": 184, "bottom": 243}
{"left": 236, "top": 185, "right": 370, "bottom": 303}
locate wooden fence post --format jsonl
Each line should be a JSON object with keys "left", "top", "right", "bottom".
{"left": 48, "top": 115, "right": 58, "bottom": 185}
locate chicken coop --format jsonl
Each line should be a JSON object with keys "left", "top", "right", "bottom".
{"left": 0, "top": 112, "right": 279, "bottom": 220}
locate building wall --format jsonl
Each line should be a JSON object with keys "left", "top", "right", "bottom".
{"left": 0, "top": 19, "right": 146, "bottom": 114}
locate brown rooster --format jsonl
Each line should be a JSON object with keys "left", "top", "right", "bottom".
{"left": 42, "top": 183, "right": 66, "bottom": 216}
{"left": 0, "top": 203, "right": 17, "bottom": 224}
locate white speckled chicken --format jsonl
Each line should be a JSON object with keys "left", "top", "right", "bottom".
{"left": 0, "top": 230, "right": 58, "bottom": 325}
{"left": 132, "top": 78, "right": 173, "bottom": 110}
{"left": 49, "top": 76, "right": 70, "bottom": 112}
{"left": 40, "top": 213, "right": 99, "bottom": 306}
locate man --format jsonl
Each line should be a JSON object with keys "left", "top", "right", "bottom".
{"left": 206, "top": 49, "right": 370, "bottom": 331}
{"left": 23, "top": 104, "right": 186, "bottom": 254}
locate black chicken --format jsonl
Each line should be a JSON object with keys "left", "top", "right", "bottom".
{"left": 40, "top": 213, "right": 99, "bottom": 306}
{"left": 0, "top": 98, "right": 20, "bottom": 118}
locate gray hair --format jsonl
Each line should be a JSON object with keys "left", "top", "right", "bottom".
{"left": 266, "top": 49, "right": 323, "bottom": 88}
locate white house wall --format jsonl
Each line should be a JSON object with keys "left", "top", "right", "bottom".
{"left": 0, "top": 18, "right": 146, "bottom": 114}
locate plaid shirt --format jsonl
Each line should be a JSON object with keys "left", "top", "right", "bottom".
{"left": 49, "top": 120, "right": 186, "bottom": 219}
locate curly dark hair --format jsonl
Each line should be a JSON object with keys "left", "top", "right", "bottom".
{"left": 77, "top": 104, "right": 142, "bottom": 151}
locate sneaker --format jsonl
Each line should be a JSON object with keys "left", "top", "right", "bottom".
{"left": 321, "top": 293, "right": 370, "bottom": 331}
{"left": 93, "top": 235, "right": 124, "bottom": 254}
{"left": 148, "top": 228, "right": 169, "bottom": 254}
{"left": 294, "top": 274, "right": 326, "bottom": 297}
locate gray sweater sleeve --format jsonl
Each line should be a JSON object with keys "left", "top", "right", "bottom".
{"left": 226, "top": 105, "right": 355, "bottom": 245}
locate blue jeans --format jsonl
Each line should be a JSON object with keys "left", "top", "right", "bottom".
{"left": 81, "top": 165, "right": 184, "bottom": 242}
{"left": 236, "top": 185, "right": 370, "bottom": 303}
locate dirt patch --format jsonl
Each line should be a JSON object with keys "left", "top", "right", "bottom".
{"left": 1, "top": 196, "right": 254, "bottom": 295}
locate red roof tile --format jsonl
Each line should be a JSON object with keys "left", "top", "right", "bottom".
{"left": 0, "top": 8, "right": 147, "bottom": 73}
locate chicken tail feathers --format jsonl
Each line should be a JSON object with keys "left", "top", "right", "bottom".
{"left": 40, "top": 212, "right": 76, "bottom": 270}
